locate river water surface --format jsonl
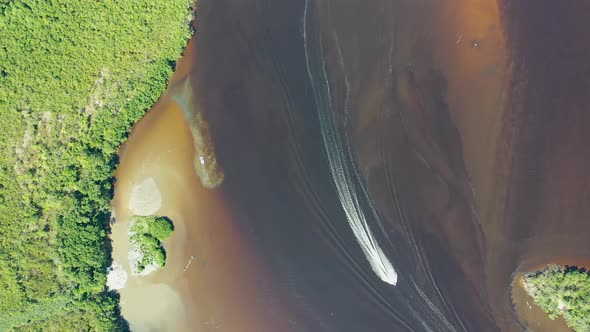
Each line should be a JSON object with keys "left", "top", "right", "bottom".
{"left": 111, "top": 0, "right": 590, "bottom": 331}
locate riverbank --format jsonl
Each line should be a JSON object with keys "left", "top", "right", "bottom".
{"left": 511, "top": 261, "right": 590, "bottom": 332}
{"left": 0, "top": 2, "right": 193, "bottom": 330}
{"left": 511, "top": 272, "right": 571, "bottom": 332}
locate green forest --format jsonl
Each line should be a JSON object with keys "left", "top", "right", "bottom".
{"left": 129, "top": 216, "right": 174, "bottom": 273}
{"left": 0, "top": 1, "right": 193, "bottom": 330}
{"left": 524, "top": 265, "right": 590, "bottom": 331}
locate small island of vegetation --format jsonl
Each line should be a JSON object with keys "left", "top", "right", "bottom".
{"left": 523, "top": 264, "right": 590, "bottom": 332}
{"left": 0, "top": 1, "right": 193, "bottom": 330}
{"left": 129, "top": 216, "right": 174, "bottom": 274}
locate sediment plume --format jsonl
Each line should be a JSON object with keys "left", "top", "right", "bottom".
{"left": 172, "top": 77, "right": 224, "bottom": 189}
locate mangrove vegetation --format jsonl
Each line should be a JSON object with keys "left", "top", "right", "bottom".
{"left": 129, "top": 216, "right": 174, "bottom": 274}
{"left": 0, "top": 0, "right": 193, "bottom": 330}
{"left": 524, "top": 265, "right": 590, "bottom": 331}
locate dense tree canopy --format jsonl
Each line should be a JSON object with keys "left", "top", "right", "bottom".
{"left": 524, "top": 265, "right": 590, "bottom": 332}
{"left": 0, "top": 0, "right": 193, "bottom": 330}
{"left": 129, "top": 215, "right": 174, "bottom": 273}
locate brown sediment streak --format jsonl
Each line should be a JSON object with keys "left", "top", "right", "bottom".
{"left": 428, "top": 0, "right": 509, "bottom": 232}
{"left": 426, "top": 0, "right": 514, "bottom": 327}
{"left": 403, "top": 0, "right": 590, "bottom": 329}
{"left": 384, "top": 0, "right": 522, "bottom": 329}
{"left": 170, "top": 76, "right": 224, "bottom": 189}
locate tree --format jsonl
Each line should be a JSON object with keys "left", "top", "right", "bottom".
{"left": 524, "top": 264, "right": 590, "bottom": 331}
{"left": 0, "top": 0, "right": 193, "bottom": 329}
{"left": 129, "top": 215, "right": 175, "bottom": 273}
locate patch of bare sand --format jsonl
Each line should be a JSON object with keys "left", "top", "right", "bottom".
{"left": 128, "top": 177, "right": 162, "bottom": 216}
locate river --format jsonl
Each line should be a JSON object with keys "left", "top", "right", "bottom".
{"left": 111, "top": 0, "right": 590, "bottom": 331}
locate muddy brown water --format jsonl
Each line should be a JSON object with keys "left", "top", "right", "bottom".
{"left": 111, "top": 39, "right": 299, "bottom": 331}
{"left": 111, "top": 0, "right": 590, "bottom": 331}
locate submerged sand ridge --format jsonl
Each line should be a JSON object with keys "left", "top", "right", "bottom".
{"left": 172, "top": 77, "right": 224, "bottom": 189}
{"left": 128, "top": 177, "right": 162, "bottom": 216}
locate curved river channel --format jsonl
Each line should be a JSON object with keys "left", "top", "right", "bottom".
{"left": 110, "top": 0, "right": 590, "bottom": 331}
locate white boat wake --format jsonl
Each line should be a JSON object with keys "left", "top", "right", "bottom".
{"left": 302, "top": 0, "right": 397, "bottom": 286}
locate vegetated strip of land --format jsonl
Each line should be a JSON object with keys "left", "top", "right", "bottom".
{"left": 0, "top": 1, "right": 193, "bottom": 330}
{"left": 524, "top": 264, "right": 590, "bottom": 332}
